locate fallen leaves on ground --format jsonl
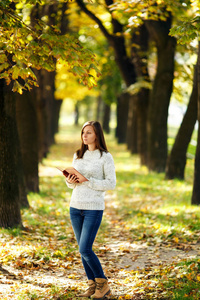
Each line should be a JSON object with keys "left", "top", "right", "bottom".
{"left": 0, "top": 125, "right": 200, "bottom": 300}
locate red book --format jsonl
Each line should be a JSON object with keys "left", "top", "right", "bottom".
{"left": 57, "top": 167, "right": 88, "bottom": 183}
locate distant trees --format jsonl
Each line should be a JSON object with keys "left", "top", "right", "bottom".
{"left": 169, "top": 13, "right": 200, "bottom": 204}
{"left": 75, "top": 0, "right": 176, "bottom": 171}
{"left": 76, "top": 0, "right": 138, "bottom": 146}
{"left": 75, "top": 0, "right": 200, "bottom": 204}
{"left": 0, "top": 0, "right": 99, "bottom": 228}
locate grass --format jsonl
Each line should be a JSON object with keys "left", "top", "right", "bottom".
{"left": 163, "top": 259, "right": 200, "bottom": 300}
{"left": 0, "top": 116, "right": 199, "bottom": 299}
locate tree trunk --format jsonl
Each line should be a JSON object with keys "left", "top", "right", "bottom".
{"left": 0, "top": 80, "right": 22, "bottom": 228}
{"left": 53, "top": 99, "right": 63, "bottom": 134}
{"left": 110, "top": 32, "right": 137, "bottom": 150}
{"left": 137, "top": 88, "right": 149, "bottom": 165}
{"left": 115, "top": 92, "right": 129, "bottom": 143}
{"left": 131, "top": 24, "right": 150, "bottom": 164}
{"left": 165, "top": 65, "right": 198, "bottom": 179}
{"left": 17, "top": 144, "right": 29, "bottom": 209}
{"left": 16, "top": 90, "right": 39, "bottom": 193}
{"left": 191, "top": 122, "right": 200, "bottom": 205}
{"left": 191, "top": 42, "right": 200, "bottom": 205}
{"left": 145, "top": 17, "right": 176, "bottom": 172}
{"left": 34, "top": 69, "right": 56, "bottom": 161}
{"left": 102, "top": 102, "right": 111, "bottom": 133}
{"left": 126, "top": 94, "right": 138, "bottom": 153}
{"left": 74, "top": 102, "right": 79, "bottom": 125}
{"left": 96, "top": 95, "right": 103, "bottom": 122}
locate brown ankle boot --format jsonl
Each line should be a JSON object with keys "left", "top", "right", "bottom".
{"left": 91, "top": 278, "right": 111, "bottom": 299}
{"left": 79, "top": 280, "right": 96, "bottom": 297}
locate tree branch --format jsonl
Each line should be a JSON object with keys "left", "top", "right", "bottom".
{"left": 105, "top": 0, "right": 123, "bottom": 33}
{"left": 75, "top": 0, "right": 113, "bottom": 42}
{"left": 76, "top": 0, "right": 136, "bottom": 86}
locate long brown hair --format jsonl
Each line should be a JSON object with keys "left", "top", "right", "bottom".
{"left": 76, "top": 121, "right": 108, "bottom": 158}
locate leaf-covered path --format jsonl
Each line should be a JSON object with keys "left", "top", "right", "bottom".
{"left": 0, "top": 123, "right": 200, "bottom": 299}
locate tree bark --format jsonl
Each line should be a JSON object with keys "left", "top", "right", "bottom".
{"left": 53, "top": 99, "right": 63, "bottom": 134}
{"left": 137, "top": 88, "right": 149, "bottom": 164}
{"left": 0, "top": 80, "right": 22, "bottom": 228}
{"left": 74, "top": 102, "right": 79, "bottom": 125}
{"left": 130, "top": 24, "right": 150, "bottom": 163}
{"left": 165, "top": 65, "right": 198, "bottom": 179}
{"left": 145, "top": 17, "right": 176, "bottom": 172}
{"left": 115, "top": 92, "right": 129, "bottom": 143}
{"left": 96, "top": 95, "right": 103, "bottom": 122}
{"left": 16, "top": 90, "right": 39, "bottom": 192}
{"left": 191, "top": 42, "right": 200, "bottom": 205}
{"left": 126, "top": 94, "right": 138, "bottom": 153}
{"left": 33, "top": 69, "right": 56, "bottom": 161}
{"left": 17, "top": 147, "right": 29, "bottom": 209}
{"left": 102, "top": 102, "right": 111, "bottom": 133}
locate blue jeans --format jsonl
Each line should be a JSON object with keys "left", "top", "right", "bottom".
{"left": 70, "top": 207, "right": 106, "bottom": 280}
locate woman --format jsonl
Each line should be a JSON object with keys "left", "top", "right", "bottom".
{"left": 66, "top": 121, "right": 116, "bottom": 299}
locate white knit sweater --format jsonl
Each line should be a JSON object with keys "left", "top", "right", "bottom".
{"left": 66, "top": 149, "right": 116, "bottom": 210}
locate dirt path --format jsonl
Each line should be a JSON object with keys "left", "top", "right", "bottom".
{"left": 1, "top": 200, "right": 199, "bottom": 300}
{"left": 99, "top": 201, "right": 200, "bottom": 298}
{"left": 0, "top": 127, "right": 199, "bottom": 299}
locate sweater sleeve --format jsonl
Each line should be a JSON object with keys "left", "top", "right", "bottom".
{"left": 65, "top": 153, "right": 77, "bottom": 189}
{"left": 85, "top": 153, "right": 116, "bottom": 191}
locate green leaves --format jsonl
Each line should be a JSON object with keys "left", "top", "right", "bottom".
{"left": 0, "top": 1, "right": 100, "bottom": 93}
{"left": 12, "top": 80, "right": 24, "bottom": 94}
{"left": 170, "top": 16, "right": 200, "bottom": 44}
{"left": 0, "top": 62, "right": 9, "bottom": 72}
{"left": 0, "top": 52, "right": 7, "bottom": 64}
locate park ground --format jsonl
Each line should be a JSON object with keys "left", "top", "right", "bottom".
{"left": 0, "top": 110, "right": 200, "bottom": 299}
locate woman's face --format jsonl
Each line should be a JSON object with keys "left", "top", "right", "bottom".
{"left": 82, "top": 125, "right": 96, "bottom": 147}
